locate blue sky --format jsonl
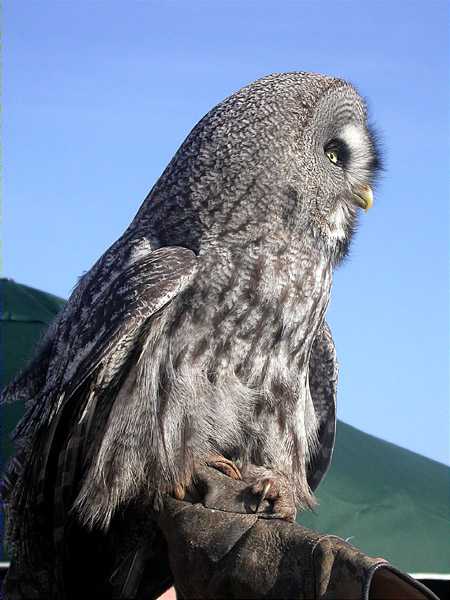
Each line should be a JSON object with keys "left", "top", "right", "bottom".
{"left": 4, "top": 0, "right": 449, "bottom": 465}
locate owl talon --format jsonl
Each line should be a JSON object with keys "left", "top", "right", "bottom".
{"left": 253, "top": 479, "right": 272, "bottom": 513}
{"left": 246, "top": 470, "right": 297, "bottom": 522}
{"left": 206, "top": 454, "right": 242, "bottom": 481}
{"left": 173, "top": 483, "right": 186, "bottom": 500}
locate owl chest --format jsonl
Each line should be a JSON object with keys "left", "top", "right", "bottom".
{"left": 166, "top": 254, "right": 332, "bottom": 384}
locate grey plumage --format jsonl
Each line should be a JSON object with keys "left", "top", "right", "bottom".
{"left": 2, "top": 72, "right": 380, "bottom": 578}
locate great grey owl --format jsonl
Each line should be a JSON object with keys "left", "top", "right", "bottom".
{"left": 2, "top": 72, "right": 380, "bottom": 595}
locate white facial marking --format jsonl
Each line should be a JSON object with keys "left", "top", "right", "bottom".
{"left": 339, "top": 123, "right": 372, "bottom": 188}
{"left": 340, "top": 123, "right": 365, "bottom": 151}
{"left": 327, "top": 202, "right": 350, "bottom": 243}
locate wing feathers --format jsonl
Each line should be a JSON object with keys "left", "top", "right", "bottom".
{"left": 1, "top": 242, "right": 197, "bottom": 556}
{"left": 307, "top": 321, "right": 338, "bottom": 492}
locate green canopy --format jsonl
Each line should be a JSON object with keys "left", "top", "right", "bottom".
{"left": 1, "top": 278, "right": 449, "bottom": 574}
{"left": 301, "top": 421, "right": 450, "bottom": 575}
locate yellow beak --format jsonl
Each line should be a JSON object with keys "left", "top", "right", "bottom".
{"left": 352, "top": 185, "right": 374, "bottom": 212}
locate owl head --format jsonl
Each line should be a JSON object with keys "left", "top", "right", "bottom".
{"left": 148, "top": 72, "right": 382, "bottom": 264}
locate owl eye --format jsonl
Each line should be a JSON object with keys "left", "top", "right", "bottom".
{"left": 324, "top": 138, "right": 350, "bottom": 168}
{"left": 326, "top": 149, "right": 339, "bottom": 164}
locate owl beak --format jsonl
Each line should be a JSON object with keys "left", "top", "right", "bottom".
{"left": 352, "top": 185, "right": 373, "bottom": 212}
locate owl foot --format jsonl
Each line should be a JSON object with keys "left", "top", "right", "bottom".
{"left": 205, "top": 454, "right": 242, "bottom": 481}
{"left": 172, "top": 455, "right": 241, "bottom": 503}
{"left": 244, "top": 468, "right": 296, "bottom": 522}
{"left": 173, "top": 483, "right": 187, "bottom": 501}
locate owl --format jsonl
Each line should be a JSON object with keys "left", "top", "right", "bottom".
{"left": 2, "top": 72, "right": 380, "bottom": 596}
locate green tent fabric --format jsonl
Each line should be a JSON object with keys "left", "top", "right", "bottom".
{"left": 300, "top": 422, "right": 450, "bottom": 575}
{"left": 1, "top": 278, "right": 449, "bottom": 575}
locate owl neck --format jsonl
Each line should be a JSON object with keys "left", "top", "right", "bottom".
{"left": 308, "top": 200, "right": 358, "bottom": 266}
